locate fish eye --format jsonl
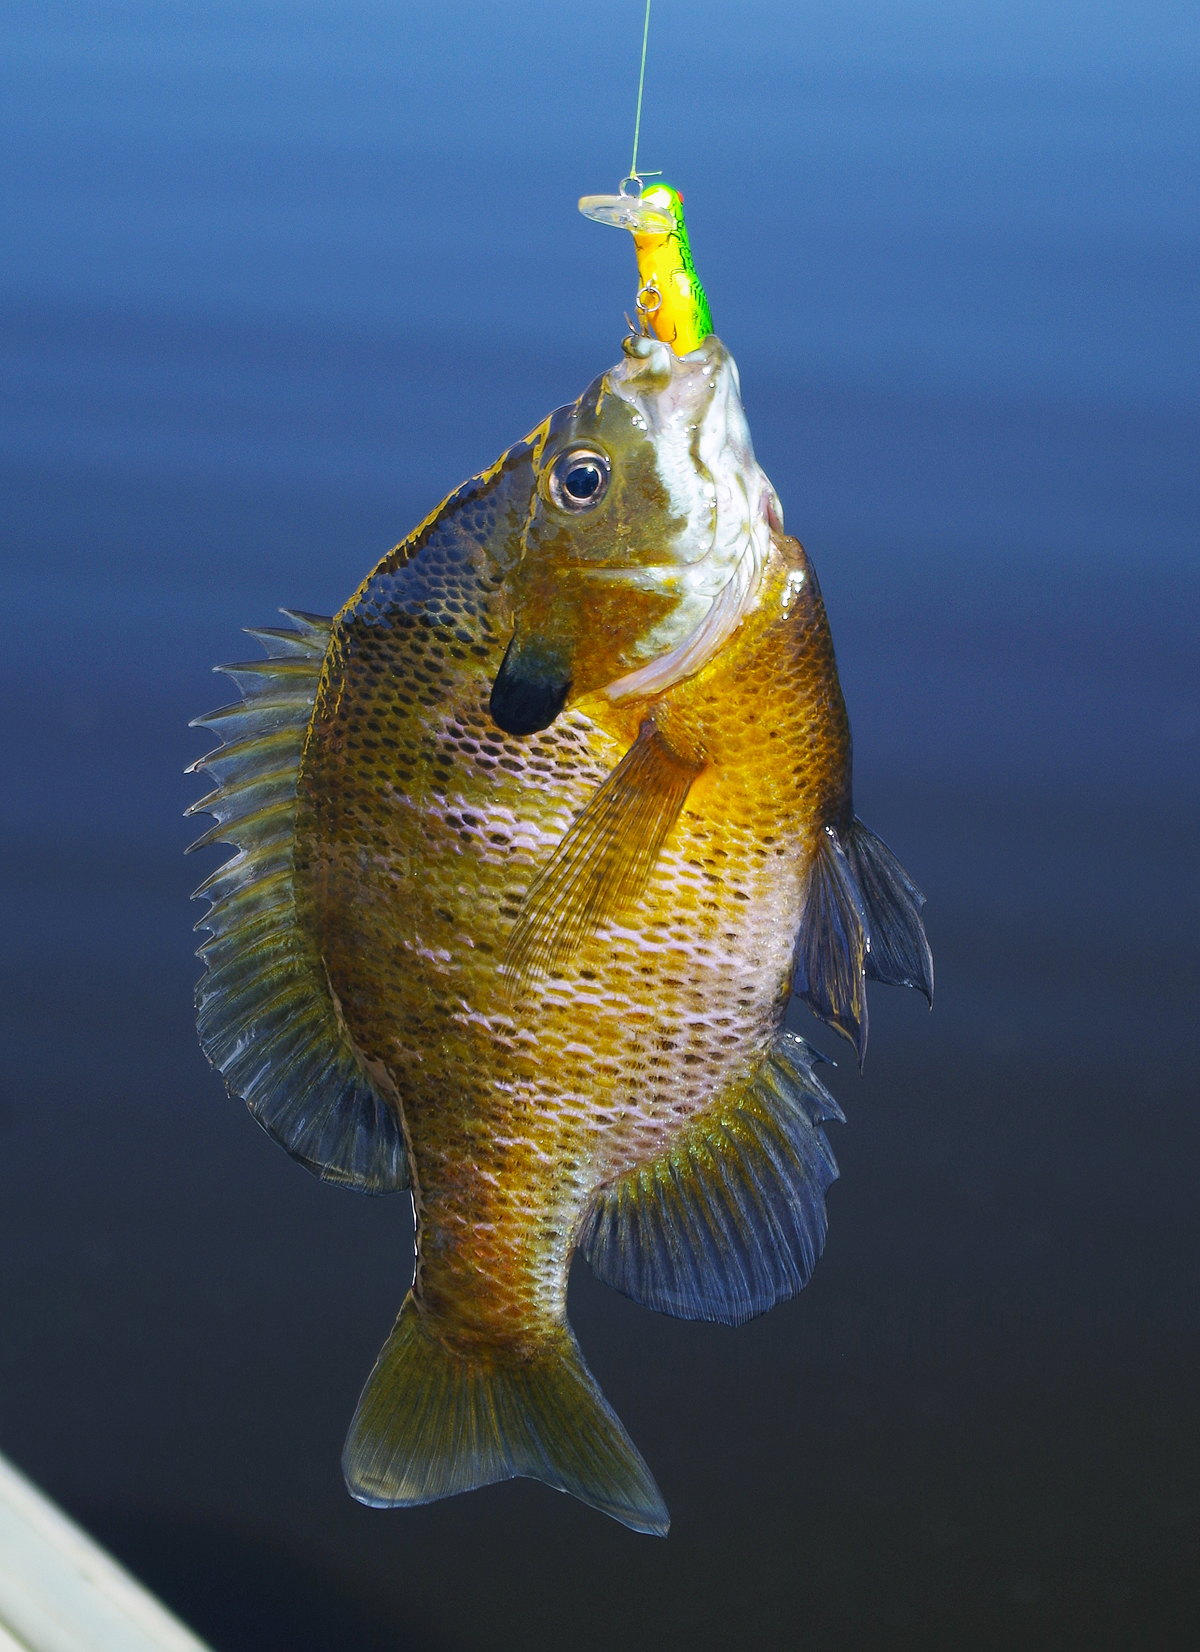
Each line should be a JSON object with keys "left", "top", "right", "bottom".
{"left": 548, "top": 448, "right": 610, "bottom": 512}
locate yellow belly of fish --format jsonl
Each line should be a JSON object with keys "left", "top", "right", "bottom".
{"left": 296, "top": 541, "right": 847, "bottom": 1351}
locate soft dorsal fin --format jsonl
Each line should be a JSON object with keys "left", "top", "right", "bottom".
{"left": 188, "top": 611, "right": 408, "bottom": 1194}
{"left": 503, "top": 721, "right": 701, "bottom": 991}
{"left": 578, "top": 1032, "right": 843, "bottom": 1327}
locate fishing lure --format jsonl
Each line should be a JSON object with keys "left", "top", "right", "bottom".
{"left": 189, "top": 183, "right": 932, "bottom": 1536}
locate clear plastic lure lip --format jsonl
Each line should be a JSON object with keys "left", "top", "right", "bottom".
{"left": 578, "top": 191, "right": 673, "bottom": 234}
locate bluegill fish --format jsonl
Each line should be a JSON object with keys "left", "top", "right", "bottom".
{"left": 189, "top": 330, "right": 932, "bottom": 1536}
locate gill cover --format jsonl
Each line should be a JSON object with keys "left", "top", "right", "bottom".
{"left": 491, "top": 331, "right": 779, "bottom": 735}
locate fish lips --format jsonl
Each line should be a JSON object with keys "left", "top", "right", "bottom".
{"left": 489, "top": 634, "right": 572, "bottom": 736}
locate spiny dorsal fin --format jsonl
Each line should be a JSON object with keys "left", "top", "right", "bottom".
{"left": 189, "top": 610, "right": 408, "bottom": 1194}
{"left": 502, "top": 721, "right": 701, "bottom": 991}
{"left": 578, "top": 1031, "right": 843, "bottom": 1327}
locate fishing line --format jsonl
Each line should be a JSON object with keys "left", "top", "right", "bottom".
{"left": 629, "top": 0, "right": 652, "bottom": 184}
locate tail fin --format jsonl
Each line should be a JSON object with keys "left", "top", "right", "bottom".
{"left": 342, "top": 1295, "right": 669, "bottom": 1536}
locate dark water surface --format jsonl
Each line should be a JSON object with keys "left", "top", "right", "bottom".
{"left": 2, "top": 3, "right": 1197, "bottom": 1647}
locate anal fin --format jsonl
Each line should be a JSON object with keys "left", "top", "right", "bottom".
{"left": 503, "top": 720, "right": 700, "bottom": 990}
{"left": 578, "top": 1032, "right": 842, "bottom": 1327}
{"left": 189, "top": 611, "right": 408, "bottom": 1193}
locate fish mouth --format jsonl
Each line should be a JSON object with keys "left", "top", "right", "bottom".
{"left": 600, "top": 333, "right": 779, "bottom": 701}
{"left": 490, "top": 634, "right": 572, "bottom": 736}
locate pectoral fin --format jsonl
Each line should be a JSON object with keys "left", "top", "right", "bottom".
{"left": 503, "top": 721, "right": 701, "bottom": 991}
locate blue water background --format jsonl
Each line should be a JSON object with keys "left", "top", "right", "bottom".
{"left": 1, "top": 2, "right": 1197, "bottom": 1646}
